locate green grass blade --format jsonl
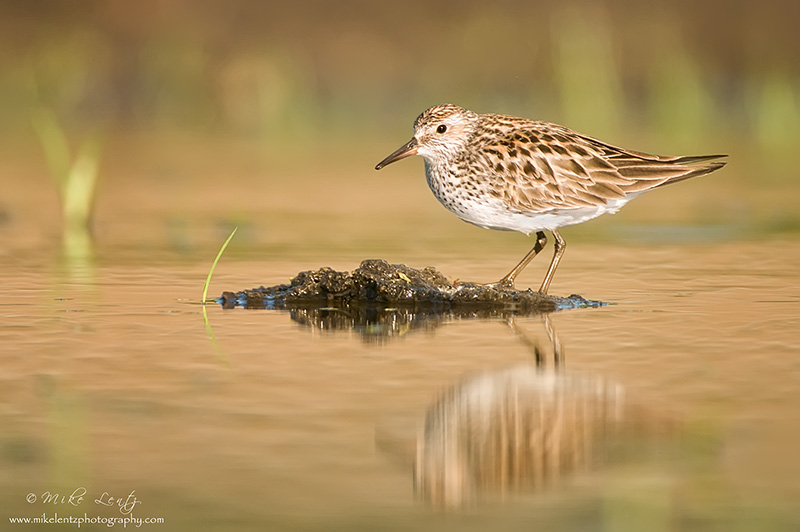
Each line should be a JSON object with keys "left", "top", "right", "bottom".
{"left": 202, "top": 301, "right": 228, "bottom": 363}
{"left": 202, "top": 227, "right": 238, "bottom": 363}
{"left": 63, "top": 136, "right": 102, "bottom": 229}
{"left": 202, "top": 226, "right": 238, "bottom": 304}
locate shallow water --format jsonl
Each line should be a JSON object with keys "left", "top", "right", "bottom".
{"left": 1, "top": 235, "right": 799, "bottom": 531}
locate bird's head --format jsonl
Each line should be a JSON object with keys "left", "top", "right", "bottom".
{"left": 375, "top": 104, "right": 479, "bottom": 170}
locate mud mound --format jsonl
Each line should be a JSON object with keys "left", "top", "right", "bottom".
{"left": 218, "top": 259, "right": 602, "bottom": 312}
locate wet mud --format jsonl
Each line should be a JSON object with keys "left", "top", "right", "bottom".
{"left": 218, "top": 259, "right": 603, "bottom": 314}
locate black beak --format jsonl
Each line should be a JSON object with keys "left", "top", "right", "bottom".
{"left": 375, "top": 138, "right": 419, "bottom": 170}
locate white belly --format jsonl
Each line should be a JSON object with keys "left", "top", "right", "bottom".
{"left": 433, "top": 185, "right": 639, "bottom": 235}
{"left": 424, "top": 161, "right": 641, "bottom": 235}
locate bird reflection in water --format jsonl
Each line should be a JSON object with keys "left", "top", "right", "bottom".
{"left": 275, "top": 299, "right": 673, "bottom": 508}
{"left": 409, "top": 316, "right": 676, "bottom": 509}
{"left": 414, "top": 363, "right": 624, "bottom": 507}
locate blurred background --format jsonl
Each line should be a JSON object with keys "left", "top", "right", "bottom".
{"left": 0, "top": 0, "right": 798, "bottom": 258}
{"left": 2, "top": 3, "right": 799, "bottom": 529}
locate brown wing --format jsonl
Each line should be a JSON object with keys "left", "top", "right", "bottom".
{"left": 476, "top": 118, "right": 726, "bottom": 212}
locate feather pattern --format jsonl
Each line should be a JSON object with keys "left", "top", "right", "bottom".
{"left": 470, "top": 116, "right": 726, "bottom": 213}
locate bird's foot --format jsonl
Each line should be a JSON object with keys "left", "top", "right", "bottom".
{"left": 489, "top": 278, "right": 516, "bottom": 290}
{"left": 453, "top": 278, "right": 516, "bottom": 290}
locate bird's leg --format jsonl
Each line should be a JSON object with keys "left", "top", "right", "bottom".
{"left": 538, "top": 229, "right": 566, "bottom": 295}
{"left": 506, "top": 316, "right": 543, "bottom": 367}
{"left": 495, "top": 231, "right": 547, "bottom": 288}
{"left": 542, "top": 313, "right": 564, "bottom": 368}
{"left": 505, "top": 313, "right": 564, "bottom": 368}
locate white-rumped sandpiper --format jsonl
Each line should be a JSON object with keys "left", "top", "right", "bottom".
{"left": 376, "top": 104, "right": 726, "bottom": 294}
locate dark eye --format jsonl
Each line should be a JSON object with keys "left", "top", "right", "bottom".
{"left": 436, "top": 124, "right": 447, "bottom": 134}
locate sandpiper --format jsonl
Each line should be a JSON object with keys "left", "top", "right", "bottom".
{"left": 375, "top": 104, "right": 726, "bottom": 294}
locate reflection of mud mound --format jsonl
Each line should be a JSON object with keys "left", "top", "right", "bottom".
{"left": 218, "top": 259, "right": 603, "bottom": 312}
{"left": 288, "top": 305, "right": 526, "bottom": 344}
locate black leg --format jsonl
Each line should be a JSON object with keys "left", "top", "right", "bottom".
{"left": 538, "top": 229, "right": 566, "bottom": 294}
{"left": 497, "top": 231, "right": 547, "bottom": 288}
{"left": 506, "top": 314, "right": 563, "bottom": 369}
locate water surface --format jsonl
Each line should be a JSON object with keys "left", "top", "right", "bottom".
{"left": 1, "top": 237, "right": 799, "bottom": 530}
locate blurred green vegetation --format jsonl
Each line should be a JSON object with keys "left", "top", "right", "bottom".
{"left": 0, "top": 1, "right": 796, "bottom": 144}
{"left": 31, "top": 106, "right": 102, "bottom": 258}
{"left": 0, "top": 0, "right": 798, "bottom": 247}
